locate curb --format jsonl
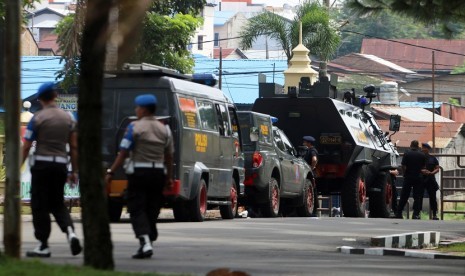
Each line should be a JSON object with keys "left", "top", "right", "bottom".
{"left": 338, "top": 246, "right": 465, "bottom": 260}
{"left": 371, "top": 231, "right": 440, "bottom": 249}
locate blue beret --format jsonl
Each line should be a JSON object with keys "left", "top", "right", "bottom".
{"left": 303, "top": 136, "right": 315, "bottom": 143}
{"left": 135, "top": 94, "right": 157, "bottom": 107}
{"left": 37, "top": 82, "right": 56, "bottom": 97}
{"left": 421, "top": 142, "right": 432, "bottom": 149}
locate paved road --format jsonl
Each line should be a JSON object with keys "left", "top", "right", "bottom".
{"left": 2, "top": 211, "right": 465, "bottom": 276}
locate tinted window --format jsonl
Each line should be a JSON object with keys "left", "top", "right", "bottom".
{"left": 280, "top": 130, "right": 296, "bottom": 155}
{"left": 198, "top": 100, "right": 218, "bottom": 131}
{"left": 216, "top": 103, "right": 230, "bottom": 136}
{"left": 238, "top": 113, "right": 254, "bottom": 151}
{"left": 273, "top": 129, "right": 286, "bottom": 152}
{"left": 178, "top": 96, "right": 200, "bottom": 129}
{"left": 116, "top": 90, "right": 169, "bottom": 127}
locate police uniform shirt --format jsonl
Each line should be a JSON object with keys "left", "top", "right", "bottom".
{"left": 24, "top": 105, "right": 76, "bottom": 157}
{"left": 120, "top": 117, "right": 174, "bottom": 162}
{"left": 401, "top": 148, "right": 426, "bottom": 177}
{"left": 425, "top": 154, "right": 439, "bottom": 172}
{"left": 304, "top": 147, "right": 318, "bottom": 166}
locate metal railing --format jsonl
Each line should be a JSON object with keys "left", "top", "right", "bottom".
{"left": 436, "top": 154, "right": 465, "bottom": 220}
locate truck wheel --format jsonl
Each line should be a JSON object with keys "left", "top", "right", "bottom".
{"left": 369, "top": 172, "right": 391, "bottom": 218}
{"left": 261, "top": 177, "right": 280, "bottom": 217}
{"left": 220, "top": 177, "right": 238, "bottom": 219}
{"left": 189, "top": 178, "right": 208, "bottom": 222}
{"left": 173, "top": 200, "right": 190, "bottom": 222}
{"left": 108, "top": 198, "right": 123, "bottom": 222}
{"left": 341, "top": 165, "right": 366, "bottom": 217}
{"left": 296, "top": 179, "right": 314, "bottom": 217}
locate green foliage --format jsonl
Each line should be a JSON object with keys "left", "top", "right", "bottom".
{"left": 130, "top": 13, "right": 202, "bottom": 74}
{"left": 240, "top": 1, "right": 340, "bottom": 62}
{"left": 449, "top": 98, "right": 460, "bottom": 106}
{"left": 55, "top": 14, "right": 81, "bottom": 91}
{"left": 336, "top": 5, "right": 465, "bottom": 57}
{"left": 0, "top": 0, "right": 40, "bottom": 22}
{"left": 345, "top": 0, "right": 465, "bottom": 38}
{"left": 452, "top": 63, "right": 465, "bottom": 74}
{"left": 0, "top": 165, "right": 4, "bottom": 182}
{"left": 150, "top": 0, "right": 206, "bottom": 15}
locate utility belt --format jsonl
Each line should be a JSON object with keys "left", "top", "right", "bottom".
{"left": 134, "top": 162, "right": 164, "bottom": 169}
{"left": 33, "top": 155, "right": 68, "bottom": 164}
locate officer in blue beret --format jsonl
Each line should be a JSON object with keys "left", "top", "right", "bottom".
{"left": 106, "top": 94, "right": 174, "bottom": 259}
{"left": 421, "top": 142, "right": 439, "bottom": 220}
{"left": 302, "top": 135, "right": 319, "bottom": 216}
{"left": 22, "top": 82, "right": 82, "bottom": 258}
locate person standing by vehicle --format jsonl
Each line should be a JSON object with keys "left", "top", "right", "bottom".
{"left": 21, "top": 82, "right": 81, "bottom": 258}
{"left": 395, "top": 140, "right": 426, "bottom": 219}
{"left": 421, "top": 143, "right": 440, "bottom": 220}
{"left": 105, "top": 94, "right": 174, "bottom": 259}
{"left": 389, "top": 168, "right": 399, "bottom": 216}
{"left": 303, "top": 136, "right": 319, "bottom": 216}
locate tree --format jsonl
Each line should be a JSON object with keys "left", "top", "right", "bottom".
{"left": 77, "top": 0, "right": 115, "bottom": 269}
{"left": 335, "top": 6, "right": 465, "bottom": 57}
{"left": 56, "top": 0, "right": 205, "bottom": 89}
{"left": 239, "top": 1, "right": 340, "bottom": 76}
{"left": 345, "top": 0, "right": 465, "bottom": 38}
{"left": 130, "top": 12, "right": 201, "bottom": 73}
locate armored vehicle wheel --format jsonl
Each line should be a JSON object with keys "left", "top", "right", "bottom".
{"left": 108, "top": 198, "right": 123, "bottom": 222}
{"left": 261, "top": 177, "right": 280, "bottom": 217}
{"left": 296, "top": 179, "right": 314, "bottom": 217}
{"left": 220, "top": 177, "right": 238, "bottom": 219}
{"left": 369, "top": 172, "right": 391, "bottom": 218}
{"left": 173, "top": 200, "right": 190, "bottom": 222}
{"left": 189, "top": 178, "right": 208, "bottom": 222}
{"left": 342, "top": 165, "right": 367, "bottom": 217}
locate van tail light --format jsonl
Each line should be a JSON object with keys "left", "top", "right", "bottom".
{"left": 253, "top": 151, "right": 263, "bottom": 168}
{"left": 163, "top": 179, "right": 181, "bottom": 196}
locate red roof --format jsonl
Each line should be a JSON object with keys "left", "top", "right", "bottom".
{"left": 378, "top": 120, "right": 463, "bottom": 148}
{"left": 38, "top": 34, "right": 60, "bottom": 55}
{"left": 213, "top": 48, "right": 236, "bottom": 59}
{"left": 361, "top": 39, "right": 465, "bottom": 71}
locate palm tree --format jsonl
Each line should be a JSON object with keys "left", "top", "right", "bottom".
{"left": 345, "top": 0, "right": 465, "bottom": 38}
{"left": 239, "top": 1, "right": 340, "bottom": 76}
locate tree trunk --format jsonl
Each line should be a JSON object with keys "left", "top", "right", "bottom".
{"left": 78, "top": 0, "right": 114, "bottom": 270}
{"left": 319, "top": 61, "right": 328, "bottom": 79}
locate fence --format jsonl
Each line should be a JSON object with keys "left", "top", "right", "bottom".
{"left": 438, "top": 154, "right": 465, "bottom": 220}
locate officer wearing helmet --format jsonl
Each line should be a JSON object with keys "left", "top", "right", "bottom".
{"left": 105, "top": 94, "right": 174, "bottom": 259}
{"left": 21, "top": 82, "right": 82, "bottom": 258}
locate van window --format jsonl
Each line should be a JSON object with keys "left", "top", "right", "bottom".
{"left": 237, "top": 113, "right": 254, "bottom": 151}
{"left": 197, "top": 100, "right": 218, "bottom": 131}
{"left": 280, "top": 130, "right": 295, "bottom": 155}
{"left": 215, "top": 103, "right": 230, "bottom": 136}
{"left": 178, "top": 96, "right": 200, "bottom": 129}
{"left": 273, "top": 129, "right": 286, "bottom": 152}
{"left": 116, "top": 90, "right": 169, "bottom": 126}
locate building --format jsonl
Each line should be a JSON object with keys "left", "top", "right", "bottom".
{"left": 189, "top": 3, "right": 216, "bottom": 58}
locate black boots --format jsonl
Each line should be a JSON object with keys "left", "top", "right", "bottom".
{"left": 132, "top": 235, "right": 153, "bottom": 259}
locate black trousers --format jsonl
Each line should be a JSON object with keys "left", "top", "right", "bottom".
{"left": 30, "top": 161, "right": 74, "bottom": 243}
{"left": 397, "top": 175, "right": 424, "bottom": 215}
{"left": 425, "top": 178, "right": 438, "bottom": 213}
{"left": 390, "top": 176, "right": 398, "bottom": 213}
{"left": 126, "top": 168, "right": 165, "bottom": 242}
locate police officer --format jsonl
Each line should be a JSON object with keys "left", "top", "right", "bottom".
{"left": 421, "top": 143, "right": 440, "bottom": 220}
{"left": 395, "top": 140, "right": 426, "bottom": 219}
{"left": 302, "top": 136, "right": 319, "bottom": 216}
{"left": 21, "top": 82, "right": 81, "bottom": 257}
{"left": 105, "top": 94, "right": 174, "bottom": 259}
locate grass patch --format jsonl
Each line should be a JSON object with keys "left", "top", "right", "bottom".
{"left": 0, "top": 254, "right": 189, "bottom": 276}
{"left": 437, "top": 243, "right": 465, "bottom": 256}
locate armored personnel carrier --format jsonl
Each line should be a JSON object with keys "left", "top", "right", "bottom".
{"left": 252, "top": 78, "right": 400, "bottom": 217}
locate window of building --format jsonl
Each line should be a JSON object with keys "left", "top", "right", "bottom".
{"left": 214, "top": 33, "right": 219, "bottom": 47}
{"left": 198, "top": 35, "right": 203, "bottom": 50}
{"left": 417, "top": 97, "right": 433, "bottom": 102}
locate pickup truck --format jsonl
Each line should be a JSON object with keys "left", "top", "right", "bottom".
{"left": 237, "top": 111, "right": 315, "bottom": 217}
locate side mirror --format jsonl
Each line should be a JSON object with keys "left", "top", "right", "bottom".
{"left": 389, "top": 114, "right": 401, "bottom": 132}
{"left": 250, "top": 127, "right": 259, "bottom": 142}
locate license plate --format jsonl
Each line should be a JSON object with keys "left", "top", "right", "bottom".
{"left": 320, "top": 135, "right": 342, "bottom": 145}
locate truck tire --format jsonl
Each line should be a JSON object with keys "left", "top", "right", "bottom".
{"left": 189, "top": 178, "right": 208, "bottom": 222}
{"left": 220, "top": 177, "right": 238, "bottom": 219}
{"left": 261, "top": 177, "right": 280, "bottom": 217}
{"left": 108, "top": 198, "right": 123, "bottom": 222}
{"left": 173, "top": 200, "right": 190, "bottom": 222}
{"left": 369, "top": 172, "right": 391, "bottom": 218}
{"left": 341, "top": 165, "right": 367, "bottom": 217}
{"left": 296, "top": 178, "right": 314, "bottom": 217}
